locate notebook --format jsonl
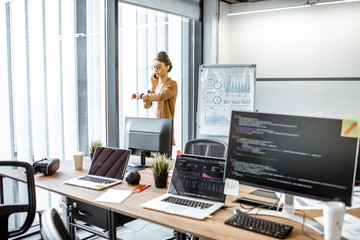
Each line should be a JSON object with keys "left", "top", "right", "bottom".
{"left": 64, "top": 147, "right": 131, "bottom": 190}
{"left": 141, "top": 154, "right": 226, "bottom": 220}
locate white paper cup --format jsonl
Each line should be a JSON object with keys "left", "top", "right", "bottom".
{"left": 323, "top": 201, "right": 346, "bottom": 240}
{"left": 73, "top": 152, "right": 84, "bottom": 170}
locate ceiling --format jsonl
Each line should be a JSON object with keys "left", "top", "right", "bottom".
{"left": 221, "top": 0, "right": 268, "bottom": 4}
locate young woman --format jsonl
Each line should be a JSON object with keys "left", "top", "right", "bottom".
{"left": 132, "top": 51, "right": 178, "bottom": 145}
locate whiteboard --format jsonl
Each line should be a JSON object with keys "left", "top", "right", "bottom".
{"left": 196, "top": 64, "right": 256, "bottom": 137}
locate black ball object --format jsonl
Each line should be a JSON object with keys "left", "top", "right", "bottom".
{"left": 125, "top": 170, "right": 141, "bottom": 185}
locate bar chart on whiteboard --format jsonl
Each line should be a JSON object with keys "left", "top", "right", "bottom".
{"left": 197, "top": 64, "right": 256, "bottom": 137}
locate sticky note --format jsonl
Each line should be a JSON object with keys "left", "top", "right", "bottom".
{"left": 224, "top": 178, "right": 239, "bottom": 196}
{"left": 341, "top": 119, "right": 360, "bottom": 138}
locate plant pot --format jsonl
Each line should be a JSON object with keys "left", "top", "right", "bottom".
{"left": 90, "top": 152, "right": 93, "bottom": 161}
{"left": 153, "top": 174, "right": 168, "bottom": 188}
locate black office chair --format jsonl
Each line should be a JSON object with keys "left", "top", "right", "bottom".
{"left": 40, "top": 208, "right": 71, "bottom": 240}
{"left": 0, "top": 161, "right": 36, "bottom": 239}
{"left": 183, "top": 138, "right": 227, "bottom": 159}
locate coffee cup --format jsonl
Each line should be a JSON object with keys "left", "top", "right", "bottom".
{"left": 73, "top": 152, "right": 84, "bottom": 170}
{"left": 323, "top": 201, "right": 346, "bottom": 240}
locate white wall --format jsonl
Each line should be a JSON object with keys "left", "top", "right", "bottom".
{"left": 203, "top": 0, "right": 219, "bottom": 64}
{"left": 219, "top": 2, "right": 230, "bottom": 64}
{"left": 219, "top": 1, "right": 360, "bottom": 119}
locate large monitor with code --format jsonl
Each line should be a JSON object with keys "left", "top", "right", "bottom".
{"left": 225, "top": 111, "right": 358, "bottom": 232}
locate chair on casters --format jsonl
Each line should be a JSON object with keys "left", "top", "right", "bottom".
{"left": 183, "top": 138, "right": 227, "bottom": 159}
{"left": 0, "top": 161, "right": 36, "bottom": 240}
{"left": 40, "top": 208, "right": 71, "bottom": 240}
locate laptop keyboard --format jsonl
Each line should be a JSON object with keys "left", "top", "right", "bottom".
{"left": 79, "top": 175, "right": 116, "bottom": 185}
{"left": 162, "top": 196, "right": 213, "bottom": 209}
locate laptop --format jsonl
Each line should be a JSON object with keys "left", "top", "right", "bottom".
{"left": 64, "top": 147, "right": 131, "bottom": 190}
{"left": 141, "top": 154, "right": 226, "bottom": 220}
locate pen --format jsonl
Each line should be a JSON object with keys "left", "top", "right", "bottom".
{"left": 132, "top": 184, "right": 145, "bottom": 192}
{"left": 138, "top": 185, "right": 151, "bottom": 192}
{"left": 345, "top": 122, "right": 357, "bottom": 135}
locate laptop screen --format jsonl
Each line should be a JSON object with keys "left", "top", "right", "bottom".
{"left": 88, "top": 147, "right": 131, "bottom": 179}
{"left": 168, "top": 154, "right": 226, "bottom": 203}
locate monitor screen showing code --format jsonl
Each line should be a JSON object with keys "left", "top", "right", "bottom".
{"left": 225, "top": 111, "right": 358, "bottom": 205}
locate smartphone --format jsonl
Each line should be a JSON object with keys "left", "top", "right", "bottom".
{"left": 154, "top": 73, "right": 158, "bottom": 80}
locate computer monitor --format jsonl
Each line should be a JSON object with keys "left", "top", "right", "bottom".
{"left": 225, "top": 111, "right": 359, "bottom": 233}
{"left": 124, "top": 117, "right": 172, "bottom": 167}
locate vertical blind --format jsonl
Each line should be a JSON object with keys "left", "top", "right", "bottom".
{"left": 0, "top": 0, "right": 106, "bottom": 163}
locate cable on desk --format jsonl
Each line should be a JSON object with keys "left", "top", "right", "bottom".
{"left": 273, "top": 193, "right": 282, "bottom": 211}
{"left": 221, "top": 203, "right": 240, "bottom": 209}
{"left": 297, "top": 209, "right": 317, "bottom": 240}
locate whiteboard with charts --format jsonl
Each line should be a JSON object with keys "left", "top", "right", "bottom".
{"left": 196, "top": 64, "right": 256, "bottom": 137}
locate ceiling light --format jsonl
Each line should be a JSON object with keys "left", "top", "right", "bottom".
{"left": 315, "top": 0, "right": 360, "bottom": 5}
{"left": 227, "top": 0, "right": 360, "bottom": 16}
{"left": 227, "top": 3, "right": 311, "bottom": 16}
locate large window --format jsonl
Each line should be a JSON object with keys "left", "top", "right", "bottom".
{"left": 0, "top": 0, "right": 106, "bottom": 229}
{"left": 118, "top": 3, "right": 197, "bottom": 154}
{"left": 1, "top": 0, "right": 200, "bottom": 167}
{"left": 1, "top": 1, "right": 200, "bottom": 229}
{"left": 0, "top": 0, "right": 106, "bottom": 163}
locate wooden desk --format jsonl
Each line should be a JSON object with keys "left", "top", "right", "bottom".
{"left": 24, "top": 158, "right": 360, "bottom": 239}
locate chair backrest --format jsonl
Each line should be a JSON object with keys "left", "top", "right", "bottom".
{"left": 183, "top": 139, "right": 227, "bottom": 159}
{"left": 40, "top": 208, "right": 71, "bottom": 240}
{"left": 0, "top": 161, "right": 36, "bottom": 239}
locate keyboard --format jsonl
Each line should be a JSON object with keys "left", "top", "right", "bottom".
{"left": 162, "top": 196, "right": 213, "bottom": 209}
{"left": 225, "top": 210, "right": 293, "bottom": 239}
{"left": 79, "top": 175, "right": 116, "bottom": 185}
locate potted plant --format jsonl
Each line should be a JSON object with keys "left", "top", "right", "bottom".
{"left": 150, "top": 153, "right": 170, "bottom": 188}
{"left": 90, "top": 140, "right": 103, "bottom": 160}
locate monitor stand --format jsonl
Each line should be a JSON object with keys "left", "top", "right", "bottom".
{"left": 132, "top": 150, "right": 152, "bottom": 168}
{"left": 240, "top": 194, "right": 324, "bottom": 234}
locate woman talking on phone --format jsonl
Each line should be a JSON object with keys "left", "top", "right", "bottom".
{"left": 132, "top": 51, "right": 178, "bottom": 145}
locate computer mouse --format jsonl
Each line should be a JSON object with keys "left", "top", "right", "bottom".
{"left": 125, "top": 170, "right": 141, "bottom": 185}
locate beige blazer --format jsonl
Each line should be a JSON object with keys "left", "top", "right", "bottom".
{"left": 142, "top": 78, "right": 177, "bottom": 145}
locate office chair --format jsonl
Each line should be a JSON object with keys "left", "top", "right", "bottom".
{"left": 0, "top": 161, "right": 36, "bottom": 239}
{"left": 40, "top": 208, "right": 71, "bottom": 240}
{"left": 183, "top": 138, "right": 227, "bottom": 159}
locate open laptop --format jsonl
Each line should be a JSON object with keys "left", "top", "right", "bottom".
{"left": 141, "top": 154, "right": 226, "bottom": 220}
{"left": 64, "top": 147, "right": 131, "bottom": 190}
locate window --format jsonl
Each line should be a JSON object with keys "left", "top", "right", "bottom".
{"left": 0, "top": 0, "right": 106, "bottom": 163}
{"left": 118, "top": 3, "right": 199, "bottom": 153}
{"left": 1, "top": 1, "right": 200, "bottom": 229}
{"left": 0, "top": 0, "right": 106, "bottom": 229}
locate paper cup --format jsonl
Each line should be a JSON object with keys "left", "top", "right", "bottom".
{"left": 323, "top": 201, "right": 346, "bottom": 240}
{"left": 73, "top": 152, "right": 84, "bottom": 170}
